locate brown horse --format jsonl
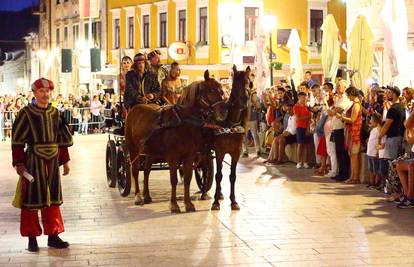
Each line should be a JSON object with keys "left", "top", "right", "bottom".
{"left": 211, "top": 65, "right": 250, "bottom": 211}
{"left": 125, "top": 70, "right": 227, "bottom": 213}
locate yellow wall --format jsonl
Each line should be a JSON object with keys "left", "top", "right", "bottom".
{"left": 264, "top": 0, "right": 309, "bottom": 64}
{"left": 107, "top": 0, "right": 347, "bottom": 78}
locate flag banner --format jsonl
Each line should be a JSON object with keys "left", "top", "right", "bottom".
{"left": 79, "top": 0, "right": 100, "bottom": 19}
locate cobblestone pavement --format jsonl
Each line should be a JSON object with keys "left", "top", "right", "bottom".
{"left": 2, "top": 135, "right": 414, "bottom": 267}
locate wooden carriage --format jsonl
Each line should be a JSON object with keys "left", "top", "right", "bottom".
{"left": 105, "top": 131, "right": 215, "bottom": 197}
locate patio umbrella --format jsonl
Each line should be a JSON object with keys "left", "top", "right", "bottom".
{"left": 381, "top": 0, "right": 409, "bottom": 87}
{"left": 320, "top": 14, "right": 340, "bottom": 82}
{"left": 254, "top": 19, "right": 270, "bottom": 95}
{"left": 286, "top": 29, "right": 303, "bottom": 88}
{"left": 348, "top": 15, "right": 374, "bottom": 94}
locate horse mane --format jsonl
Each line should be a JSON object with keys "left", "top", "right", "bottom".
{"left": 178, "top": 81, "right": 201, "bottom": 106}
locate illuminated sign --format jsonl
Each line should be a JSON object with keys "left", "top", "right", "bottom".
{"left": 168, "top": 42, "right": 189, "bottom": 61}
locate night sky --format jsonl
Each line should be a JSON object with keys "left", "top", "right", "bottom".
{"left": 0, "top": 0, "right": 39, "bottom": 11}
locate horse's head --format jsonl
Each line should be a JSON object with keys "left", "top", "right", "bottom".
{"left": 195, "top": 70, "right": 228, "bottom": 121}
{"left": 228, "top": 65, "right": 251, "bottom": 124}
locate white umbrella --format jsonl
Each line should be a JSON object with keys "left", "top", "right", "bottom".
{"left": 320, "top": 14, "right": 340, "bottom": 82}
{"left": 381, "top": 0, "right": 409, "bottom": 87}
{"left": 286, "top": 29, "right": 303, "bottom": 88}
{"left": 254, "top": 18, "right": 270, "bottom": 95}
{"left": 348, "top": 15, "right": 374, "bottom": 94}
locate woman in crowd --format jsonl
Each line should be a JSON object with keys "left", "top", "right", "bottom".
{"left": 90, "top": 95, "right": 103, "bottom": 133}
{"left": 336, "top": 86, "right": 362, "bottom": 184}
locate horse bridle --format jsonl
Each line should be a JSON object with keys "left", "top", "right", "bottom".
{"left": 200, "top": 97, "right": 225, "bottom": 108}
{"left": 197, "top": 84, "right": 225, "bottom": 110}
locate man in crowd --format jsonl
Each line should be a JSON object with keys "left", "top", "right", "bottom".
{"left": 243, "top": 90, "right": 262, "bottom": 158}
{"left": 328, "top": 79, "right": 353, "bottom": 181}
{"left": 125, "top": 53, "right": 161, "bottom": 109}
{"left": 378, "top": 86, "right": 405, "bottom": 174}
{"left": 304, "top": 70, "right": 315, "bottom": 89}
{"left": 11, "top": 78, "right": 73, "bottom": 252}
{"left": 147, "top": 50, "right": 169, "bottom": 86}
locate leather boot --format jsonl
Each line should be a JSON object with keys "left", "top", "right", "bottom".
{"left": 28, "top": 237, "right": 39, "bottom": 252}
{"left": 47, "top": 235, "right": 69, "bottom": 249}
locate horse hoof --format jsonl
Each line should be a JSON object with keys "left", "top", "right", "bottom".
{"left": 135, "top": 200, "right": 144, "bottom": 206}
{"left": 134, "top": 195, "right": 144, "bottom": 206}
{"left": 219, "top": 193, "right": 224, "bottom": 200}
{"left": 143, "top": 196, "right": 152, "bottom": 204}
{"left": 199, "top": 193, "right": 211, "bottom": 200}
{"left": 185, "top": 205, "right": 196, "bottom": 213}
{"left": 231, "top": 203, "right": 240, "bottom": 210}
{"left": 170, "top": 204, "right": 181, "bottom": 213}
{"left": 211, "top": 203, "right": 220, "bottom": 210}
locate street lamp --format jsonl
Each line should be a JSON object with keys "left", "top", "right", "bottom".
{"left": 262, "top": 15, "right": 277, "bottom": 86}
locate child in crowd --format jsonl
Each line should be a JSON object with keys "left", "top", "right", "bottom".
{"left": 377, "top": 118, "right": 388, "bottom": 191}
{"left": 71, "top": 103, "right": 82, "bottom": 134}
{"left": 293, "top": 92, "right": 311, "bottom": 169}
{"left": 366, "top": 113, "right": 383, "bottom": 188}
{"left": 81, "top": 109, "right": 90, "bottom": 134}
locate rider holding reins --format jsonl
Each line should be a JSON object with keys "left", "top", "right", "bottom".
{"left": 124, "top": 53, "right": 161, "bottom": 109}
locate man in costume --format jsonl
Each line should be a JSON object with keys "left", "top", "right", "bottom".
{"left": 124, "top": 53, "right": 161, "bottom": 109}
{"left": 161, "top": 62, "right": 185, "bottom": 105}
{"left": 12, "top": 78, "right": 73, "bottom": 252}
{"left": 147, "top": 50, "right": 169, "bottom": 86}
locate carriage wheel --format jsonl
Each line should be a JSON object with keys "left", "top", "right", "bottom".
{"left": 195, "top": 155, "right": 214, "bottom": 193}
{"left": 117, "top": 145, "right": 131, "bottom": 197}
{"left": 106, "top": 140, "right": 117, "bottom": 188}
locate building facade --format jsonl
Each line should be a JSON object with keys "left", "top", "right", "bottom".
{"left": 0, "top": 51, "right": 26, "bottom": 95}
{"left": 106, "top": 0, "right": 346, "bottom": 86}
{"left": 36, "top": 0, "right": 108, "bottom": 96}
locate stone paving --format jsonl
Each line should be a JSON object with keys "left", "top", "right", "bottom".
{"left": 1, "top": 135, "right": 414, "bottom": 266}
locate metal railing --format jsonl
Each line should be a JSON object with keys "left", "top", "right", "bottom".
{"left": 0, "top": 107, "right": 114, "bottom": 140}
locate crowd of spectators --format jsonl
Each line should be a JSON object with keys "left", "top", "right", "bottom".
{"left": 0, "top": 89, "right": 118, "bottom": 140}
{"left": 244, "top": 70, "right": 414, "bottom": 209}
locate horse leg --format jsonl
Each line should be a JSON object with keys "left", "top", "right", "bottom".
{"left": 183, "top": 158, "right": 196, "bottom": 212}
{"left": 169, "top": 162, "right": 181, "bottom": 213}
{"left": 211, "top": 153, "right": 224, "bottom": 210}
{"left": 200, "top": 155, "right": 210, "bottom": 200}
{"left": 129, "top": 149, "right": 144, "bottom": 205}
{"left": 143, "top": 158, "right": 153, "bottom": 204}
{"left": 229, "top": 154, "right": 240, "bottom": 210}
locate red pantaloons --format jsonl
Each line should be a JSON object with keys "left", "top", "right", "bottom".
{"left": 20, "top": 205, "right": 64, "bottom": 237}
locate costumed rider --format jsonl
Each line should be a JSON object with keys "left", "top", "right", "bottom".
{"left": 147, "top": 49, "right": 169, "bottom": 86}
{"left": 11, "top": 78, "right": 73, "bottom": 252}
{"left": 125, "top": 53, "right": 161, "bottom": 110}
{"left": 161, "top": 61, "right": 185, "bottom": 105}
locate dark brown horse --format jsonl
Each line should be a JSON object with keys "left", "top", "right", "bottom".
{"left": 125, "top": 70, "right": 227, "bottom": 213}
{"left": 211, "top": 65, "right": 250, "bottom": 211}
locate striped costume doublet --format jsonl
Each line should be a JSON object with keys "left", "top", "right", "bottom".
{"left": 12, "top": 104, "right": 73, "bottom": 209}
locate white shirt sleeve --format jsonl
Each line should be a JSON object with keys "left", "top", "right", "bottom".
{"left": 339, "top": 96, "right": 353, "bottom": 113}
